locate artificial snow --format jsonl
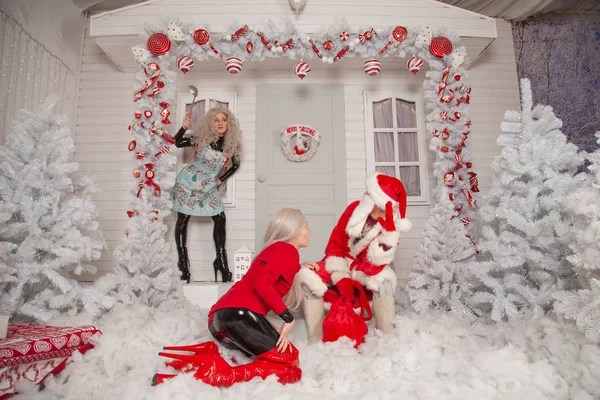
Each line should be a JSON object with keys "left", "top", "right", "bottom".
{"left": 11, "top": 297, "right": 600, "bottom": 400}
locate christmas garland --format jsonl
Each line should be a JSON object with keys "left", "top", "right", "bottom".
{"left": 124, "top": 17, "right": 481, "bottom": 253}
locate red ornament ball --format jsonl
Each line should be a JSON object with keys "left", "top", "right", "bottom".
{"left": 364, "top": 59, "right": 381, "bottom": 76}
{"left": 392, "top": 26, "right": 408, "bottom": 42}
{"left": 225, "top": 57, "right": 243, "bottom": 74}
{"left": 194, "top": 29, "right": 210, "bottom": 46}
{"left": 429, "top": 36, "right": 453, "bottom": 58}
{"left": 147, "top": 33, "right": 171, "bottom": 56}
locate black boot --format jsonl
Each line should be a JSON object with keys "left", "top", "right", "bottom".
{"left": 175, "top": 212, "right": 191, "bottom": 284}
{"left": 213, "top": 246, "right": 232, "bottom": 283}
{"left": 211, "top": 212, "right": 232, "bottom": 283}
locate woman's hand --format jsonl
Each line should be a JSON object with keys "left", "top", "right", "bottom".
{"left": 302, "top": 261, "right": 319, "bottom": 271}
{"left": 216, "top": 178, "right": 222, "bottom": 186}
{"left": 182, "top": 110, "right": 192, "bottom": 130}
{"left": 276, "top": 319, "right": 296, "bottom": 353}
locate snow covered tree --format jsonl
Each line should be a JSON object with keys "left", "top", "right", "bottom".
{"left": 0, "top": 98, "right": 114, "bottom": 322}
{"left": 409, "top": 187, "right": 478, "bottom": 320}
{"left": 408, "top": 53, "right": 480, "bottom": 316}
{"left": 553, "top": 132, "right": 600, "bottom": 342}
{"left": 466, "top": 79, "right": 584, "bottom": 321}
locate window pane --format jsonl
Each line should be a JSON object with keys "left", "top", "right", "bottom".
{"left": 376, "top": 166, "right": 396, "bottom": 177}
{"left": 374, "top": 132, "right": 394, "bottom": 162}
{"left": 398, "top": 132, "right": 418, "bottom": 162}
{"left": 209, "top": 99, "right": 229, "bottom": 109}
{"left": 396, "top": 99, "right": 416, "bottom": 128}
{"left": 399, "top": 166, "right": 421, "bottom": 196}
{"left": 373, "top": 99, "right": 393, "bottom": 129}
{"left": 183, "top": 100, "right": 207, "bottom": 164}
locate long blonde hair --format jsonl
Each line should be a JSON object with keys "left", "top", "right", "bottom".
{"left": 260, "top": 208, "right": 306, "bottom": 311}
{"left": 191, "top": 107, "right": 243, "bottom": 159}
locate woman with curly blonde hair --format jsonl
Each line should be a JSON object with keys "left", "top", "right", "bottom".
{"left": 172, "top": 107, "right": 243, "bottom": 283}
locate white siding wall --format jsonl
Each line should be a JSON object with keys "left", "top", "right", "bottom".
{"left": 75, "top": 20, "right": 519, "bottom": 286}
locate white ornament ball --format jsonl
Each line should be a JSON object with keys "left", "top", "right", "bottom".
{"left": 294, "top": 60, "right": 311, "bottom": 80}
{"left": 225, "top": 57, "right": 243, "bottom": 74}
{"left": 225, "top": 35, "right": 232, "bottom": 41}
{"left": 177, "top": 56, "right": 195, "bottom": 74}
{"left": 328, "top": 58, "right": 334, "bottom": 64}
{"left": 354, "top": 38, "right": 360, "bottom": 44}
{"left": 248, "top": 25, "right": 255, "bottom": 31}
{"left": 271, "top": 47, "right": 277, "bottom": 53}
{"left": 406, "top": 55, "right": 424, "bottom": 75}
{"left": 364, "top": 59, "right": 381, "bottom": 76}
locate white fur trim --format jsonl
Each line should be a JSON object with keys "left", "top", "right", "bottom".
{"left": 297, "top": 267, "right": 328, "bottom": 297}
{"left": 325, "top": 256, "right": 349, "bottom": 274}
{"left": 367, "top": 231, "right": 400, "bottom": 266}
{"left": 352, "top": 267, "right": 397, "bottom": 292}
{"left": 348, "top": 223, "right": 382, "bottom": 257}
{"left": 397, "top": 218, "right": 412, "bottom": 233}
{"left": 366, "top": 174, "right": 394, "bottom": 209}
{"left": 346, "top": 194, "right": 375, "bottom": 237}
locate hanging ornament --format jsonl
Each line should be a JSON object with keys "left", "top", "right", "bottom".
{"left": 135, "top": 151, "right": 145, "bottom": 159}
{"left": 322, "top": 40, "right": 334, "bottom": 51}
{"left": 294, "top": 60, "right": 311, "bottom": 80}
{"left": 392, "top": 26, "right": 408, "bottom": 42}
{"left": 132, "top": 46, "right": 152, "bottom": 64}
{"left": 159, "top": 102, "right": 171, "bottom": 124}
{"left": 364, "top": 59, "right": 381, "bottom": 76}
{"left": 177, "top": 56, "right": 195, "bottom": 74}
{"left": 430, "top": 36, "right": 453, "bottom": 58}
{"left": 133, "top": 170, "right": 141, "bottom": 178}
{"left": 469, "top": 172, "right": 480, "bottom": 192}
{"left": 155, "top": 146, "right": 170, "bottom": 157}
{"left": 147, "top": 33, "right": 171, "bottom": 56}
{"left": 134, "top": 111, "right": 142, "bottom": 119}
{"left": 225, "top": 57, "right": 243, "bottom": 74}
{"left": 167, "top": 21, "right": 185, "bottom": 41}
{"left": 333, "top": 46, "right": 350, "bottom": 62}
{"left": 128, "top": 140, "right": 137, "bottom": 151}
{"left": 246, "top": 41, "right": 254, "bottom": 54}
{"left": 442, "top": 128, "right": 450, "bottom": 140}
{"left": 194, "top": 29, "right": 210, "bottom": 45}
{"left": 444, "top": 172, "right": 455, "bottom": 187}
{"left": 144, "top": 110, "right": 152, "bottom": 118}
{"left": 134, "top": 62, "right": 161, "bottom": 102}
{"left": 406, "top": 56, "right": 423, "bottom": 74}
{"left": 256, "top": 32, "right": 273, "bottom": 50}
{"left": 161, "top": 132, "right": 176, "bottom": 144}
{"left": 339, "top": 32, "right": 349, "bottom": 41}
{"left": 230, "top": 25, "right": 248, "bottom": 41}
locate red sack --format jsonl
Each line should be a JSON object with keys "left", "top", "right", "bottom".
{"left": 322, "top": 280, "right": 373, "bottom": 347}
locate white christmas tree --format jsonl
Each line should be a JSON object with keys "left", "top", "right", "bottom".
{"left": 553, "top": 132, "right": 600, "bottom": 342}
{"left": 0, "top": 98, "right": 114, "bottom": 322}
{"left": 408, "top": 55, "right": 480, "bottom": 316}
{"left": 100, "top": 52, "right": 182, "bottom": 307}
{"left": 409, "top": 187, "right": 478, "bottom": 319}
{"left": 466, "top": 79, "right": 584, "bottom": 321}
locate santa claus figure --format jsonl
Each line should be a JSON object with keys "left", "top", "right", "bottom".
{"left": 298, "top": 173, "right": 411, "bottom": 344}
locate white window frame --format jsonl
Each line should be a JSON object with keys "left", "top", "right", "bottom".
{"left": 176, "top": 91, "right": 238, "bottom": 207}
{"left": 364, "top": 91, "right": 429, "bottom": 204}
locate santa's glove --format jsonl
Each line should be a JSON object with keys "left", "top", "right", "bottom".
{"left": 336, "top": 278, "right": 356, "bottom": 301}
{"left": 377, "top": 201, "right": 396, "bottom": 232}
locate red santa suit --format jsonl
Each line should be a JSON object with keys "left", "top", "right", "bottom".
{"left": 299, "top": 173, "right": 412, "bottom": 298}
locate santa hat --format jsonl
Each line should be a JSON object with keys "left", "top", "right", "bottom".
{"left": 346, "top": 173, "right": 412, "bottom": 237}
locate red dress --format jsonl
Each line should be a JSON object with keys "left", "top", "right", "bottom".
{"left": 208, "top": 241, "right": 301, "bottom": 325}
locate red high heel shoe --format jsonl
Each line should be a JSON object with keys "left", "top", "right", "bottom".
{"left": 161, "top": 341, "right": 219, "bottom": 371}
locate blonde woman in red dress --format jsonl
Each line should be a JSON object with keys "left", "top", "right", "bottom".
{"left": 153, "top": 208, "right": 318, "bottom": 387}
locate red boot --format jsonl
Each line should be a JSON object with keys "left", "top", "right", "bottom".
{"left": 193, "top": 344, "right": 302, "bottom": 387}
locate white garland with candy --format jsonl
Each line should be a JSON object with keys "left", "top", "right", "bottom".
{"left": 121, "top": 18, "right": 481, "bottom": 291}
{"left": 281, "top": 125, "right": 321, "bottom": 162}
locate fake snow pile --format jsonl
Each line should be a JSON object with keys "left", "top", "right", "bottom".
{"left": 13, "top": 299, "right": 600, "bottom": 400}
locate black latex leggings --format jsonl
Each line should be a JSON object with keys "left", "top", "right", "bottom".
{"left": 209, "top": 308, "right": 279, "bottom": 357}
{"left": 174, "top": 212, "right": 227, "bottom": 253}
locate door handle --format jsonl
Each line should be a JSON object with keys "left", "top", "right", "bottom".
{"left": 257, "top": 174, "right": 266, "bottom": 182}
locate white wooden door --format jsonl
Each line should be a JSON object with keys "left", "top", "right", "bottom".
{"left": 256, "top": 84, "right": 347, "bottom": 263}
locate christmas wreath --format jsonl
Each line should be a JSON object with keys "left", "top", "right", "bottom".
{"left": 281, "top": 125, "right": 321, "bottom": 162}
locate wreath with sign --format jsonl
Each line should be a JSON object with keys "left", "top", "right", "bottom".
{"left": 281, "top": 125, "right": 321, "bottom": 162}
